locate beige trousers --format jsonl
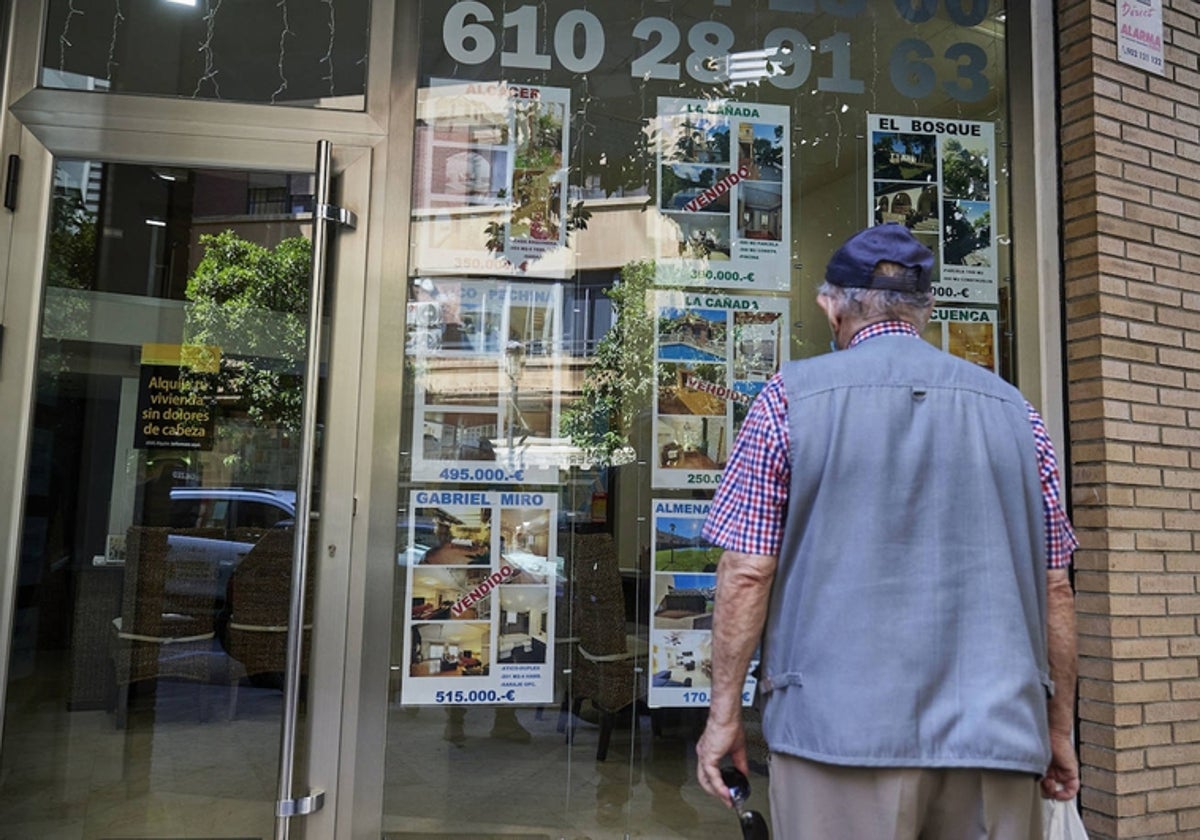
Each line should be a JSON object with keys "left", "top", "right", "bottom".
{"left": 768, "top": 753, "right": 1043, "bottom": 840}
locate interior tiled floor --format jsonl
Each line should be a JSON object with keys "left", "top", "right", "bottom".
{"left": 0, "top": 657, "right": 770, "bottom": 839}
{"left": 0, "top": 656, "right": 284, "bottom": 840}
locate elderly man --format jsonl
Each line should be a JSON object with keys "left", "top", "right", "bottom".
{"left": 695, "top": 224, "right": 1079, "bottom": 839}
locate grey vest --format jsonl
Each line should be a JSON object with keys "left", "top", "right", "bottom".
{"left": 760, "top": 335, "right": 1051, "bottom": 774}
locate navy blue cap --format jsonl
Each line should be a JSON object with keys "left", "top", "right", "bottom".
{"left": 825, "top": 224, "right": 934, "bottom": 292}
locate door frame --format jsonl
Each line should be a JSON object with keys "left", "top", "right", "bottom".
{"left": 0, "top": 2, "right": 403, "bottom": 837}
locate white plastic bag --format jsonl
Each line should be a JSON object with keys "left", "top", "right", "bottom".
{"left": 1043, "top": 799, "right": 1088, "bottom": 840}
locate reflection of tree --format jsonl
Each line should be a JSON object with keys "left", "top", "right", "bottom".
{"left": 688, "top": 363, "right": 723, "bottom": 384}
{"left": 561, "top": 260, "right": 655, "bottom": 465}
{"left": 508, "top": 169, "right": 560, "bottom": 240}
{"left": 514, "top": 103, "right": 563, "bottom": 169}
{"left": 184, "top": 230, "right": 310, "bottom": 431}
{"left": 661, "top": 167, "right": 682, "bottom": 205}
{"left": 484, "top": 200, "right": 590, "bottom": 255}
{"left": 41, "top": 191, "right": 98, "bottom": 378}
{"left": 47, "top": 193, "right": 98, "bottom": 291}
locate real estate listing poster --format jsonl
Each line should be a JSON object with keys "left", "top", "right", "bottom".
{"left": 923, "top": 306, "right": 1001, "bottom": 375}
{"left": 408, "top": 277, "right": 562, "bottom": 486}
{"left": 652, "top": 290, "right": 788, "bottom": 489}
{"left": 654, "top": 97, "right": 791, "bottom": 292}
{"left": 401, "top": 489, "right": 557, "bottom": 706}
{"left": 867, "top": 114, "right": 998, "bottom": 305}
{"left": 648, "top": 499, "right": 757, "bottom": 709}
{"left": 411, "top": 80, "right": 573, "bottom": 278}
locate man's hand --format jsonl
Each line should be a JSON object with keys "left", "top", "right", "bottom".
{"left": 1043, "top": 568, "right": 1078, "bottom": 801}
{"left": 695, "top": 550, "right": 776, "bottom": 807}
{"left": 1041, "top": 730, "right": 1081, "bottom": 800}
{"left": 696, "top": 716, "right": 747, "bottom": 807}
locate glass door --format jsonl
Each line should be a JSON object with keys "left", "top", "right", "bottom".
{"left": 0, "top": 155, "right": 334, "bottom": 839}
{"left": 0, "top": 4, "right": 384, "bottom": 837}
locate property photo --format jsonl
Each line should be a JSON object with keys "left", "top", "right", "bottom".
{"left": 943, "top": 199, "right": 992, "bottom": 266}
{"left": 657, "top": 363, "right": 727, "bottom": 417}
{"left": 651, "top": 630, "right": 713, "bottom": 689}
{"left": 736, "top": 122, "right": 784, "bottom": 181}
{"left": 410, "top": 568, "right": 494, "bottom": 622}
{"left": 871, "top": 131, "right": 937, "bottom": 181}
{"left": 941, "top": 135, "right": 991, "bottom": 201}
{"left": 732, "top": 311, "right": 782, "bottom": 382}
{"left": 873, "top": 182, "right": 939, "bottom": 232}
{"left": 657, "top": 308, "right": 728, "bottom": 364}
{"left": 668, "top": 212, "right": 733, "bottom": 260}
{"left": 736, "top": 182, "right": 783, "bottom": 241}
{"left": 414, "top": 506, "right": 492, "bottom": 566}
{"left": 498, "top": 507, "right": 554, "bottom": 584}
{"left": 409, "top": 621, "right": 491, "bottom": 677}
{"left": 656, "top": 416, "right": 727, "bottom": 471}
{"left": 652, "top": 573, "right": 716, "bottom": 630}
{"left": 496, "top": 586, "right": 551, "bottom": 663}
{"left": 664, "top": 113, "right": 732, "bottom": 165}
{"left": 660, "top": 164, "right": 731, "bottom": 214}
{"left": 653, "top": 517, "right": 721, "bottom": 572}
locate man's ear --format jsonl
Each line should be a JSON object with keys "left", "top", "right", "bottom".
{"left": 817, "top": 293, "right": 839, "bottom": 331}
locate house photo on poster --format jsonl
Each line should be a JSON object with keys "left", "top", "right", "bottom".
{"left": 411, "top": 80, "right": 573, "bottom": 278}
{"left": 922, "top": 306, "right": 1000, "bottom": 374}
{"left": 652, "top": 291, "right": 788, "bottom": 489}
{"left": 654, "top": 97, "right": 790, "bottom": 291}
{"left": 401, "top": 489, "right": 557, "bottom": 705}
{"left": 868, "top": 114, "right": 997, "bottom": 305}
{"left": 407, "top": 277, "right": 562, "bottom": 485}
{"left": 648, "top": 499, "right": 757, "bottom": 708}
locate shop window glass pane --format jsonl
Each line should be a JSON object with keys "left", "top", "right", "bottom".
{"left": 389, "top": 2, "right": 1009, "bottom": 837}
{"left": 41, "top": 0, "right": 370, "bottom": 109}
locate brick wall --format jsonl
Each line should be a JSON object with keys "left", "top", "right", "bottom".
{"left": 1058, "top": 1, "right": 1200, "bottom": 837}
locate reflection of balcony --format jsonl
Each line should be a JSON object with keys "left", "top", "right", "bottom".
{"left": 419, "top": 355, "right": 567, "bottom": 401}
{"left": 492, "top": 436, "right": 614, "bottom": 469}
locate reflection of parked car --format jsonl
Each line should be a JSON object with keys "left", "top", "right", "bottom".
{"left": 162, "top": 487, "right": 296, "bottom": 607}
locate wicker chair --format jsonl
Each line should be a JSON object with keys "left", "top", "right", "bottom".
{"left": 562, "top": 531, "right": 653, "bottom": 760}
{"left": 110, "top": 526, "right": 224, "bottom": 728}
{"left": 223, "top": 526, "right": 311, "bottom": 714}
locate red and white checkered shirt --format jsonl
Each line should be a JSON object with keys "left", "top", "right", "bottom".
{"left": 703, "top": 322, "right": 1077, "bottom": 568}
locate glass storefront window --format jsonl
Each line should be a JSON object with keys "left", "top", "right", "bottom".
{"left": 388, "top": 1, "right": 1011, "bottom": 837}
{"left": 41, "top": 0, "right": 371, "bottom": 109}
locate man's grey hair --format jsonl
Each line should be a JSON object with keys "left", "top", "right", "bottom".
{"left": 818, "top": 261, "right": 935, "bottom": 330}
